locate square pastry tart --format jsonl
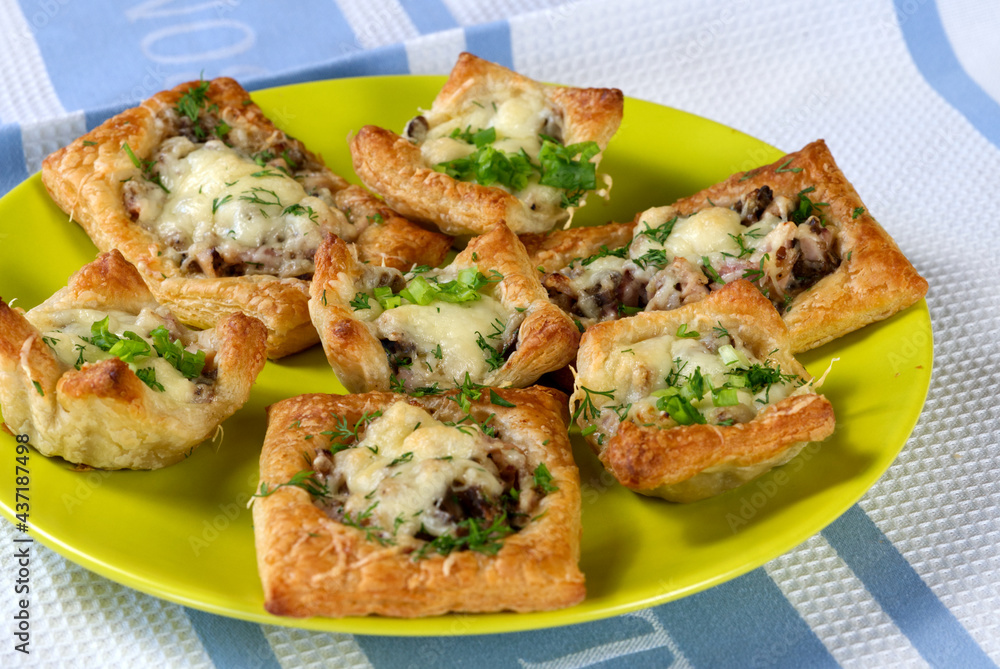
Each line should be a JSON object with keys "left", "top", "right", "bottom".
{"left": 41, "top": 77, "right": 451, "bottom": 358}
{"left": 537, "top": 140, "right": 928, "bottom": 351}
{"left": 252, "top": 386, "right": 584, "bottom": 617}
{"left": 570, "top": 280, "right": 835, "bottom": 503}
{"left": 350, "top": 52, "right": 624, "bottom": 236}
{"left": 308, "top": 221, "right": 580, "bottom": 393}
{"left": 0, "top": 250, "right": 267, "bottom": 469}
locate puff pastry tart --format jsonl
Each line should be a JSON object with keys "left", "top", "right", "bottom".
{"left": 540, "top": 140, "right": 928, "bottom": 351}
{"left": 350, "top": 52, "right": 624, "bottom": 236}
{"left": 570, "top": 280, "right": 835, "bottom": 503}
{"left": 309, "top": 221, "right": 580, "bottom": 393}
{"left": 253, "top": 386, "right": 584, "bottom": 617}
{"left": 0, "top": 251, "right": 266, "bottom": 470}
{"left": 41, "top": 77, "right": 450, "bottom": 358}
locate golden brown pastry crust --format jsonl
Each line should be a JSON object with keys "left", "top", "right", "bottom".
{"left": 520, "top": 220, "right": 637, "bottom": 273}
{"left": 309, "top": 222, "right": 580, "bottom": 393}
{"left": 40, "top": 78, "right": 343, "bottom": 357}
{"left": 253, "top": 387, "right": 585, "bottom": 617}
{"left": 41, "top": 77, "right": 445, "bottom": 358}
{"left": 0, "top": 251, "right": 267, "bottom": 469}
{"left": 534, "top": 141, "right": 927, "bottom": 352}
{"left": 350, "top": 53, "right": 624, "bottom": 236}
{"left": 333, "top": 184, "right": 453, "bottom": 271}
{"left": 669, "top": 140, "right": 928, "bottom": 351}
{"left": 571, "top": 280, "right": 835, "bottom": 502}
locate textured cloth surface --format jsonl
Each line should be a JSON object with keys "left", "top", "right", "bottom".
{"left": 1, "top": 1, "right": 998, "bottom": 667}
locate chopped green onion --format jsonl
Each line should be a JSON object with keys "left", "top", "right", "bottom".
{"left": 718, "top": 344, "right": 750, "bottom": 368}
{"left": 373, "top": 286, "right": 401, "bottom": 310}
{"left": 712, "top": 387, "right": 740, "bottom": 407}
{"left": 676, "top": 323, "right": 700, "bottom": 339}
{"left": 398, "top": 276, "right": 436, "bottom": 306}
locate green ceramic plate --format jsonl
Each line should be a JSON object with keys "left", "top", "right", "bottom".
{"left": 0, "top": 76, "right": 932, "bottom": 635}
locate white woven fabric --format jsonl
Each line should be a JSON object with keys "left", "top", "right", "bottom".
{"left": 765, "top": 534, "right": 928, "bottom": 668}
{"left": 335, "top": 0, "right": 419, "bottom": 50}
{"left": 939, "top": 0, "right": 1000, "bottom": 101}
{"left": 262, "top": 626, "right": 372, "bottom": 669}
{"left": 0, "top": 0, "right": 65, "bottom": 124}
{"left": 0, "top": 527, "right": 213, "bottom": 668}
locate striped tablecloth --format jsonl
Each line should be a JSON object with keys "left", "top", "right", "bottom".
{"left": 1, "top": 1, "right": 998, "bottom": 667}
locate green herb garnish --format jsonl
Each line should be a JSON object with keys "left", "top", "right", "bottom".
{"left": 675, "top": 323, "right": 699, "bottom": 339}
{"left": 255, "top": 470, "right": 330, "bottom": 499}
{"left": 149, "top": 326, "right": 206, "bottom": 379}
{"left": 122, "top": 142, "right": 169, "bottom": 193}
{"left": 320, "top": 409, "right": 383, "bottom": 451}
{"left": 475, "top": 331, "right": 505, "bottom": 372}
{"left": 489, "top": 389, "right": 516, "bottom": 407}
{"left": 437, "top": 144, "right": 535, "bottom": 192}
{"left": 349, "top": 291, "right": 372, "bottom": 311}
{"left": 790, "top": 186, "right": 828, "bottom": 225}
{"left": 633, "top": 217, "right": 677, "bottom": 245}
{"left": 701, "top": 258, "right": 725, "bottom": 285}
{"left": 575, "top": 244, "right": 628, "bottom": 268}
{"left": 572, "top": 386, "right": 615, "bottom": 423}
{"left": 537, "top": 138, "right": 601, "bottom": 207}
{"left": 212, "top": 194, "right": 232, "bottom": 214}
{"left": 135, "top": 367, "right": 164, "bottom": 392}
{"left": 239, "top": 186, "right": 281, "bottom": 208}
{"left": 775, "top": 158, "right": 802, "bottom": 174}
{"left": 450, "top": 125, "right": 496, "bottom": 147}
{"left": 533, "top": 462, "right": 558, "bottom": 493}
{"left": 413, "top": 514, "right": 513, "bottom": 560}
{"left": 389, "top": 452, "right": 414, "bottom": 467}
{"left": 175, "top": 79, "right": 211, "bottom": 125}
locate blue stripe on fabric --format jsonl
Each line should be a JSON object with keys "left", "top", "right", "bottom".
{"left": 18, "top": 0, "right": 358, "bottom": 114}
{"left": 0, "top": 123, "right": 30, "bottom": 197}
{"left": 464, "top": 20, "right": 514, "bottom": 69}
{"left": 822, "top": 505, "right": 996, "bottom": 669}
{"left": 183, "top": 607, "right": 280, "bottom": 669}
{"left": 81, "top": 43, "right": 410, "bottom": 132}
{"left": 895, "top": 0, "right": 1000, "bottom": 149}
{"left": 655, "top": 568, "right": 837, "bottom": 669}
{"left": 355, "top": 608, "right": 686, "bottom": 668}
{"left": 400, "top": 0, "right": 459, "bottom": 34}
{"left": 245, "top": 43, "right": 410, "bottom": 91}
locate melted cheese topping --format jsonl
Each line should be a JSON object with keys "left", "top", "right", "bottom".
{"left": 566, "top": 255, "right": 628, "bottom": 296}
{"left": 28, "top": 307, "right": 201, "bottom": 403}
{"left": 587, "top": 330, "right": 797, "bottom": 438}
{"left": 419, "top": 92, "right": 566, "bottom": 220}
{"left": 331, "top": 402, "right": 503, "bottom": 538}
{"left": 145, "top": 137, "right": 348, "bottom": 277}
{"left": 374, "top": 296, "right": 509, "bottom": 385}
{"left": 420, "top": 137, "right": 475, "bottom": 166}
{"left": 423, "top": 93, "right": 549, "bottom": 163}
{"left": 558, "top": 205, "right": 792, "bottom": 322}
{"left": 660, "top": 207, "right": 743, "bottom": 263}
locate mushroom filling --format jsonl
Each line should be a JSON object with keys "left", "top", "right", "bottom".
{"left": 573, "top": 321, "right": 805, "bottom": 446}
{"left": 307, "top": 401, "right": 546, "bottom": 558}
{"left": 545, "top": 185, "right": 841, "bottom": 327}
{"left": 120, "top": 85, "right": 353, "bottom": 279}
